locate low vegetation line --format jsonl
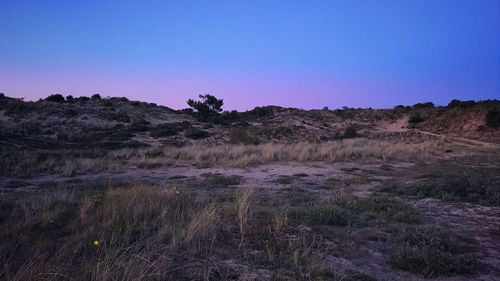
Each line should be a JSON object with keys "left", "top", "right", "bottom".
{"left": 2, "top": 138, "right": 454, "bottom": 176}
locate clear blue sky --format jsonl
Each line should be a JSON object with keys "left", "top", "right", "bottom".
{"left": 1, "top": 0, "right": 499, "bottom": 110}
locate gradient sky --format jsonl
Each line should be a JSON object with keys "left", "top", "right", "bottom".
{"left": 1, "top": 0, "right": 499, "bottom": 110}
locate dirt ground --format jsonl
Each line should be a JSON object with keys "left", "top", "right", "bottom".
{"left": 2, "top": 151, "right": 499, "bottom": 281}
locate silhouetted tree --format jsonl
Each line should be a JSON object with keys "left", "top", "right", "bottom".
{"left": 187, "top": 94, "right": 224, "bottom": 121}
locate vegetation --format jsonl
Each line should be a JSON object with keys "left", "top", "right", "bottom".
{"left": 187, "top": 94, "right": 224, "bottom": 122}
{"left": 342, "top": 125, "right": 358, "bottom": 139}
{"left": 408, "top": 112, "right": 424, "bottom": 124}
{"left": 486, "top": 108, "right": 500, "bottom": 128}
{"left": 293, "top": 196, "right": 421, "bottom": 227}
{"left": 45, "top": 94, "right": 66, "bottom": 103}
{"left": 378, "top": 172, "right": 500, "bottom": 206}
{"left": 389, "top": 225, "right": 479, "bottom": 277}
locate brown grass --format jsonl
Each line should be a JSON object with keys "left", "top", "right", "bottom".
{"left": 3, "top": 138, "right": 457, "bottom": 176}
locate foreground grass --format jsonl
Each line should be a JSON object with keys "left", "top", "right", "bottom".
{"left": 0, "top": 184, "right": 482, "bottom": 280}
{"left": 1, "top": 138, "right": 453, "bottom": 176}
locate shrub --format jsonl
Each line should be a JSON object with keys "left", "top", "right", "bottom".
{"left": 448, "top": 99, "right": 477, "bottom": 108}
{"left": 389, "top": 225, "right": 479, "bottom": 277}
{"left": 413, "top": 102, "right": 434, "bottom": 109}
{"left": 45, "top": 94, "right": 66, "bottom": 103}
{"left": 149, "top": 122, "right": 187, "bottom": 138}
{"left": 91, "top": 93, "right": 102, "bottom": 100}
{"left": 184, "top": 127, "right": 210, "bottom": 139}
{"left": 408, "top": 112, "right": 424, "bottom": 124}
{"left": 65, "top": 95, "right": 74, "bottom": 103}
{"left": 77, "top": 96, "right": 90, "bottom": 103}
{"left": 342, "top": 125, "right": 358, "bottom": 139}
{"left": 105, "top": 112, "right": 131, "bottom": 123}
{"left": 486, "top": 108, "right": 500, "bottom": 128}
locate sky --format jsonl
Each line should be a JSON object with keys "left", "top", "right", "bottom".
{"left": 1, "top": 0, "right": 499, "bottom": 110}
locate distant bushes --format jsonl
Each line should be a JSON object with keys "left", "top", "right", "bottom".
{"left": 448, "top": 99, "right": 477, "bottom": 108}
{"left": 413, "top": 102, "right": 434, "bottom": 109}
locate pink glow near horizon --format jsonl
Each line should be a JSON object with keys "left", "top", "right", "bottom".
{"left": 0, "top": 69, "right": 490, "bottom": 111}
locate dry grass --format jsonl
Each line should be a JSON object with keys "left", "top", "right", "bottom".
{"left": 234, "top": 187, "right": 257, "bottom": 247}
{"left": 1, "top": 183, "right": 483, "bottom": 280}
{"left": 2, "top": 138, "right": 456, "bottom": 176}
{"left": 0, "top": 186, "right": 224, "bottom": 281}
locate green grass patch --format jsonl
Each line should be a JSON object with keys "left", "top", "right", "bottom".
{"left": 378, "top": 172, "right": 500, "bottom": 206}
{"left": 293, "top": 195, "right": 421, "bottom": 227}
{"left": 388, "top": 225, "right": 480, "bottom": 277}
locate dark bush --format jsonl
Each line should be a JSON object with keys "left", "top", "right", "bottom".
{"left": 408, "top": 112, "right": 424, "bottom": 123}
{"left": 105, "top": 112, "right": 131, "bottom": 123}
{"left": 413, "top": 102, "right": 434, "bottom": 109}
{"left": 103, "top": 99, "right": 114, "bottom": 107}
{"left": 448, "top": 99, "right": 477, "bottom": 108}
{"left": 77, "top": 96, "right": 90, "bottom": 103}
{"left": 45, "top": 94, "right": 65, "bottom": 103}
{"left": 65, "top": 95, "right": 74, "bottom": 103}
{"left": 342, "top": 126, "right": 358, "bottom": 138}
{"left": 249, "top": 106, "right": 278, "bottom": 118}
{"left": 486, "top": 108, "right": 500, "bottom": 128}
{"left": 91, "top": 94, "right": 102, "bottom": 100}
{"left": 130, "top": 119, "right": 151, "bottom": 132}
{"left": 448, "top": 99, "right": 461, "bottom": 108}
{"left": 184, "top": 127, "right": 210, "bottom": 139}
{"left": 149, "top": 122, "right": 189, "bottom": 138}
{"left": 64, "top": 109, "right": 78, "bottom": 117}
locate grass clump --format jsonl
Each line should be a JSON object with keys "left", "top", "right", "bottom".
{"left": 389, "top": 225, "right": 480, "bottom": 277}
{"left": 378, "top": 172, "right": 500, "bottom": 206}
{"left": 272, "top": 175, "right": 295, "bottom": 185}
{"left": 293, "top": 195, "right": 421, "bottom": 227}
{"left": 200, "top": 173, "right": 242, "bottom": 187}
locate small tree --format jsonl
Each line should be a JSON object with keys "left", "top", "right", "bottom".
{"left": 187, "top": 94, "right": 224, "bottom": 121}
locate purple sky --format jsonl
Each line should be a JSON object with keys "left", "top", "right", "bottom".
{"left": 1, "top": 0, "right": 499, "bottom": 110}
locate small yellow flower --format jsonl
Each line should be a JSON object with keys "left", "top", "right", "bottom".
{"left": 93, "top": 240, "right": 100, "bottom": 246}
{"left": 175, "top": 190, "right": 180, "bottom": 195}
